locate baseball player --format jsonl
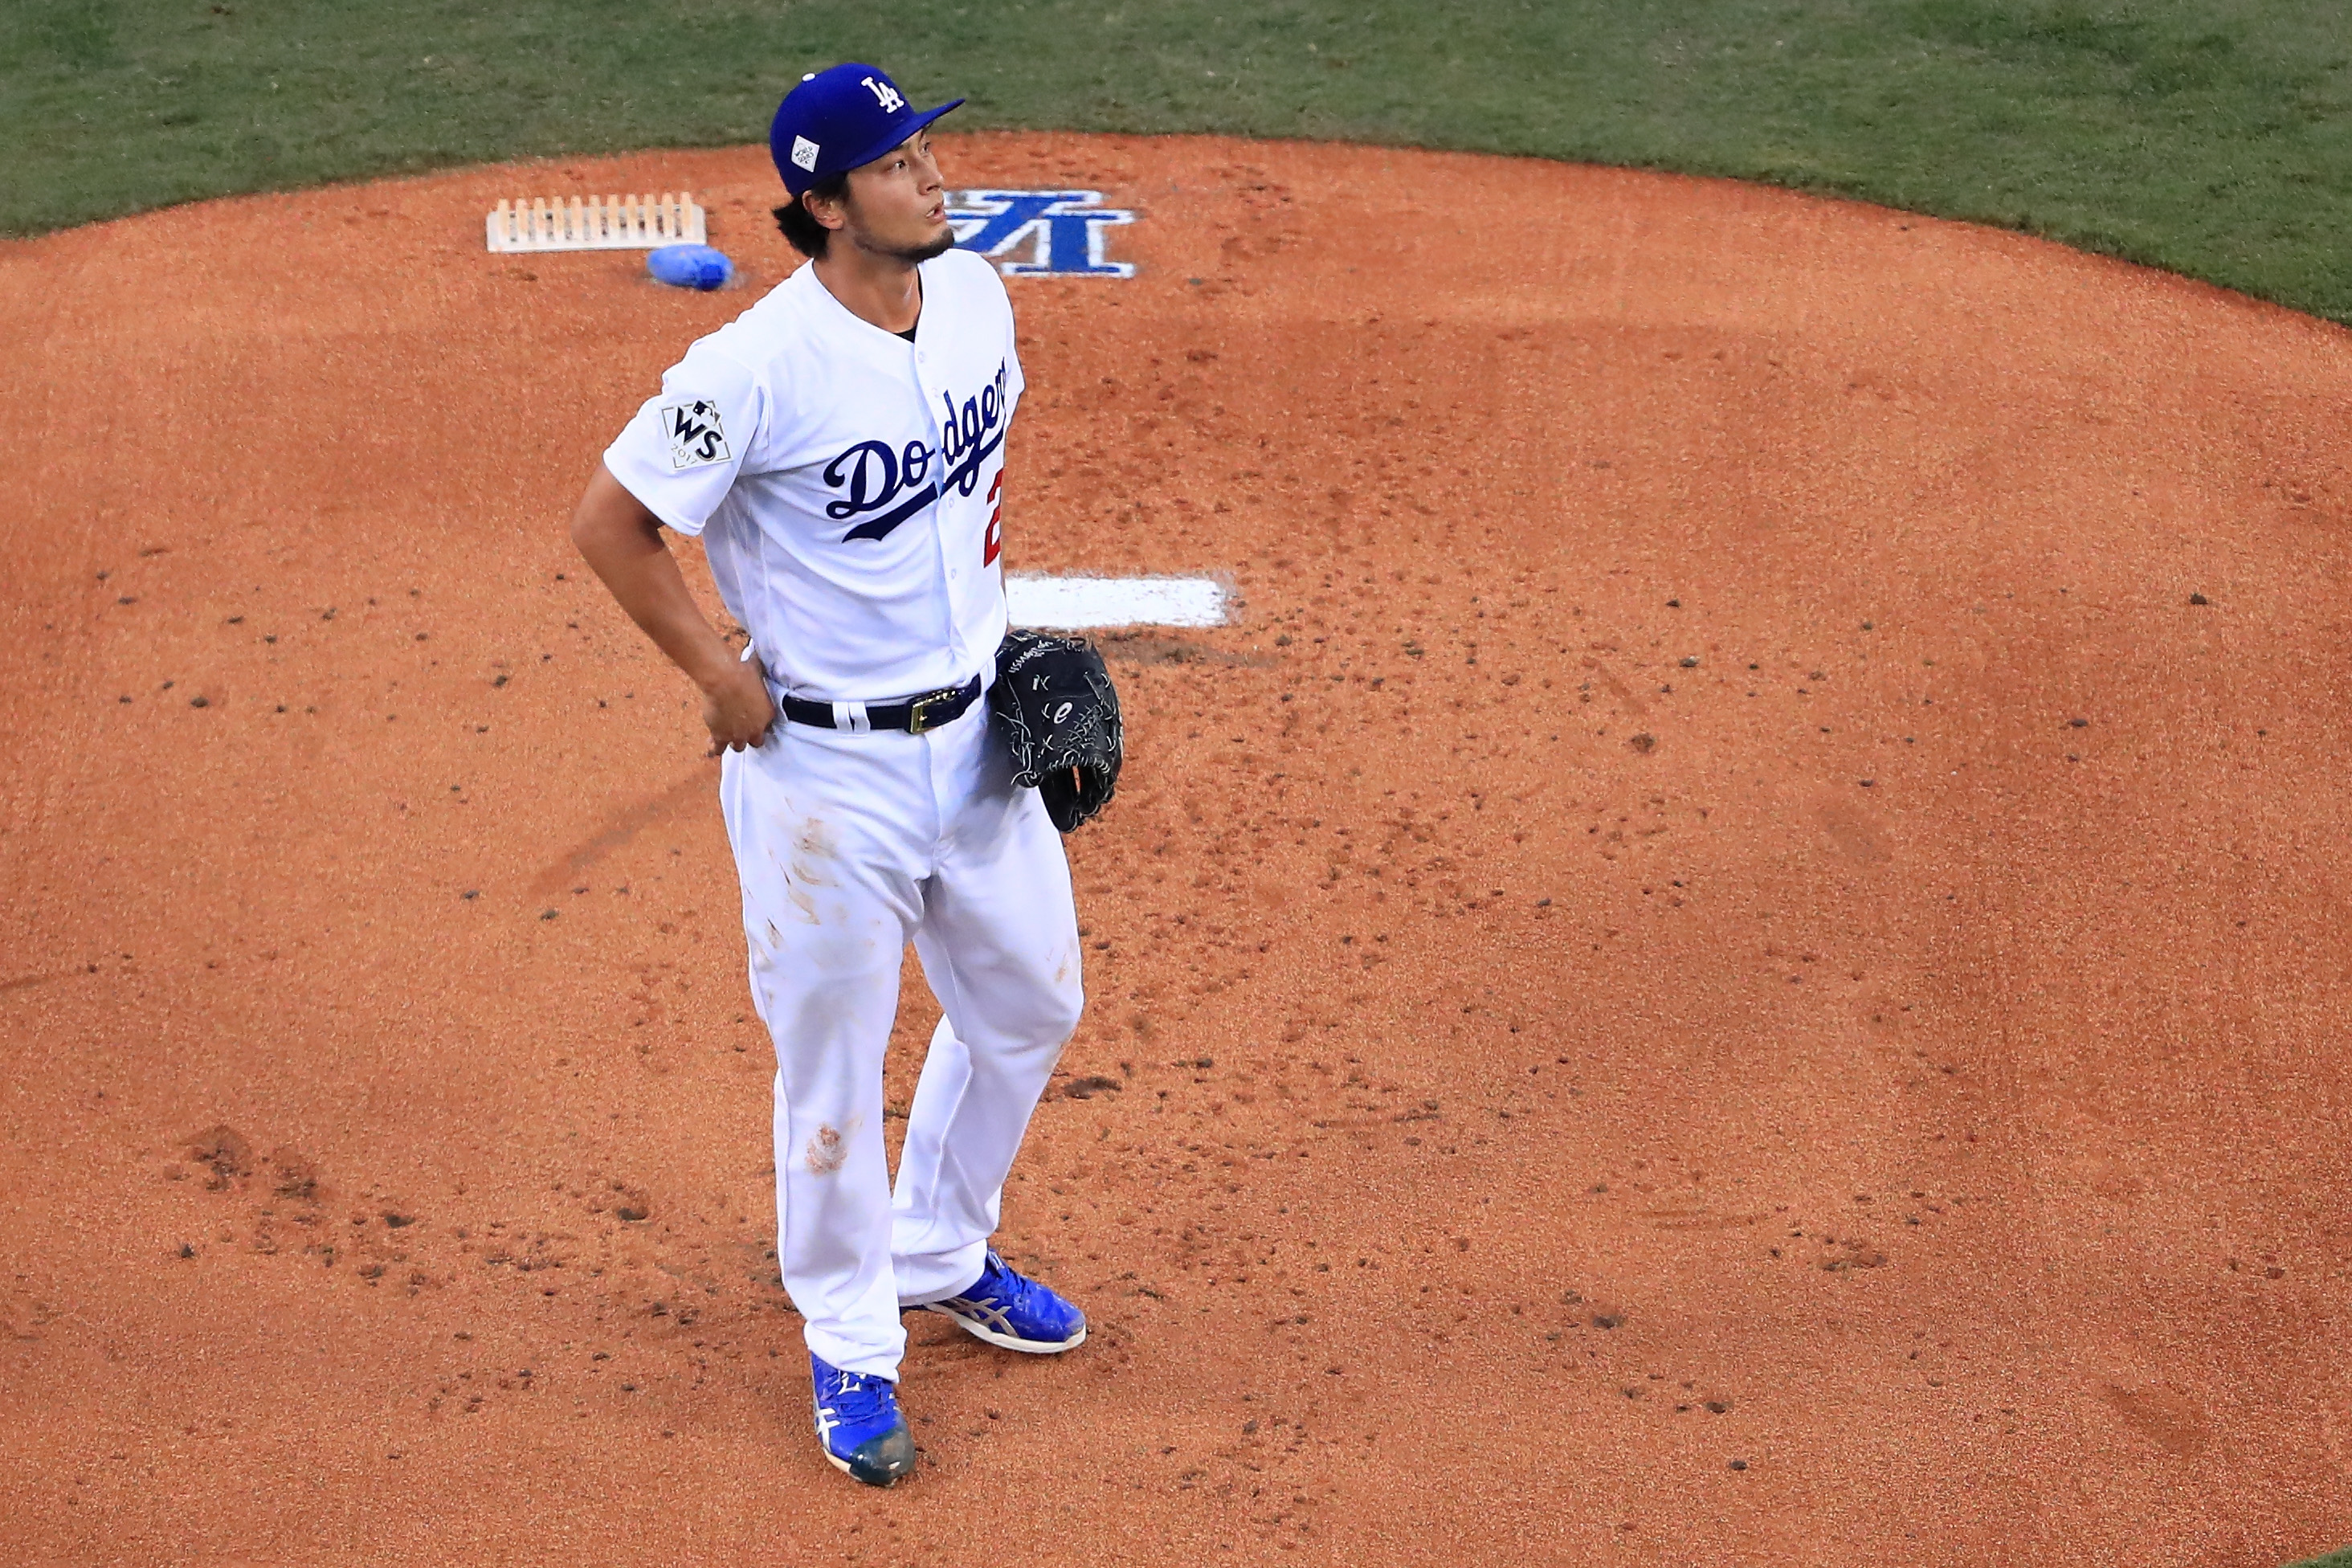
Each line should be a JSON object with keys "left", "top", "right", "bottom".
{"left": 569, "top": 63, "right": 1088, "bottom": 1488}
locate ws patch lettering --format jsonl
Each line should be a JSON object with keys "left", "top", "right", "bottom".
{"left": 661, "top": 399, "right": 731, "bottom": 470}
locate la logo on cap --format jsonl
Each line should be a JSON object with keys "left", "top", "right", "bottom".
{"left": 791, "top": 135, "right": 819, "bottom": 171}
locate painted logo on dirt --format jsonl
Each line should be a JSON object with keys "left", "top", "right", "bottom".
{"left": 949, "top": 190, "right": 1136, "bottom": 278}
{"left": 823, "top": 360, "right": 1011, "bottom": 542}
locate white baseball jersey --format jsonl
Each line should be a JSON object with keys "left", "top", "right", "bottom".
{"left": 603, "top": 247, "right": 1021, "bottom": 700}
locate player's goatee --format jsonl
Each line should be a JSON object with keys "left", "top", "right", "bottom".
{"left": 869, "top": 228, "right": 958, "bottom": 263}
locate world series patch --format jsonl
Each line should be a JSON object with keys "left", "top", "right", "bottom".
{"left": 661, "top": 399, "right": 730, "bottom": 469}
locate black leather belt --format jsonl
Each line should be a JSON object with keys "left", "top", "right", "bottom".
{"left": 778, "top": 674, "right": 986, "bottom": 734}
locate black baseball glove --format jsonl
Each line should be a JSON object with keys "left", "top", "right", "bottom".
{"left": 991, "top": 629, "right": 1123, "bottom": 832}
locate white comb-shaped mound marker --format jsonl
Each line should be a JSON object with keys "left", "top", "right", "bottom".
{"left": 485, "top": 193, "right": 708, "bottom": 252}
{"left": 1003, "top": 574, "right": 1227, "bottom": 630}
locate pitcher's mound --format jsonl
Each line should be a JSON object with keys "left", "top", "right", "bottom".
{"left": 2, "top": 133, "right": 2347, "bottom": 1566}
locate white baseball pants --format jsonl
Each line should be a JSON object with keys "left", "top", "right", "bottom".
{"left": 718, "top": 695, "right": 1083, "bottom": 1381}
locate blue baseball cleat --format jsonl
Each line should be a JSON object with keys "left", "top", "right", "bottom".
{"left": 811, "top": 1354, "right": 917, "bottom": 1485}
{"left": 922, "top": 1249, "right": 1087, "bottom": 1353}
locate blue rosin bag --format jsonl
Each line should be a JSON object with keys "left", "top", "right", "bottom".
{"left": 648, "top": 243, "right": 733, "bottom": 291}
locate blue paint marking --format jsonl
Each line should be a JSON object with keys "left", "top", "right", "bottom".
{"left": 949, "top": 190, "right": 1136, "bottom": 278}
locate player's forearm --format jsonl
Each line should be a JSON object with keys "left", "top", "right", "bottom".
{"left": 569, "top": 466, "right": 739, "bottom": 692}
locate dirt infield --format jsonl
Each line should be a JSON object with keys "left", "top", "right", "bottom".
{"left": 2, "top": 133, "right": 2349, "bottom": 1566}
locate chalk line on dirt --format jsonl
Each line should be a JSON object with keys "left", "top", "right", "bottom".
{"left": 1003, "top": 574, "right": 1227, "bottom": 628}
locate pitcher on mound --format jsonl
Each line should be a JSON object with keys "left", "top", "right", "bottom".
{"left": 569, "top": 63, "right": 1091, "bottom": 1487}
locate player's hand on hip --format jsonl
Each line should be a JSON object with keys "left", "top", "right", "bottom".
{"left": 700, "top": 655, "right": 778, "bottom": 755}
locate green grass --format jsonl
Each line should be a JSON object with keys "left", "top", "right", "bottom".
{"left": 5, "top": 2, "right": 2350, "bottom": 321}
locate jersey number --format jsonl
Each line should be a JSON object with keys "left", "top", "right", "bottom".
{"left": 983, "top": 471, "right": 1003, "bottom": 566}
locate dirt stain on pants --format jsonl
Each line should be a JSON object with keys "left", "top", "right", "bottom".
{"left": 805, "top": 1125, "right": 847, "bottom": 1175}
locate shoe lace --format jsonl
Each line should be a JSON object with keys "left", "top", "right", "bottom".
{"left": 977, "top": 1252, "right": 1046, "bottom": 1313}
{"left": 821, "top": 1368, "right": 893, "bottom": 1422}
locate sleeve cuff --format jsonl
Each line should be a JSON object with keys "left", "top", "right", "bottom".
{"left": 602, "top": 455, "right": 708, "bottom": 537}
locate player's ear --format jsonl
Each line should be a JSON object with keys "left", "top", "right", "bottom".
{"left": 803, "top": 186, "right": 849, "bottom": 235}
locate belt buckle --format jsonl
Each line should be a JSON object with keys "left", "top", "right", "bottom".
{"left": 905, "top": 687, "right": 958, "bottom": 734}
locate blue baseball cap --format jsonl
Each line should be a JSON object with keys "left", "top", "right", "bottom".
{"left": 770, "top": 63, "right": 964, "bottom": 198}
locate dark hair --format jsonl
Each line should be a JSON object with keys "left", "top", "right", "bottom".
{"left": 774, "top": 171, "right": 850, "bottom": 259}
